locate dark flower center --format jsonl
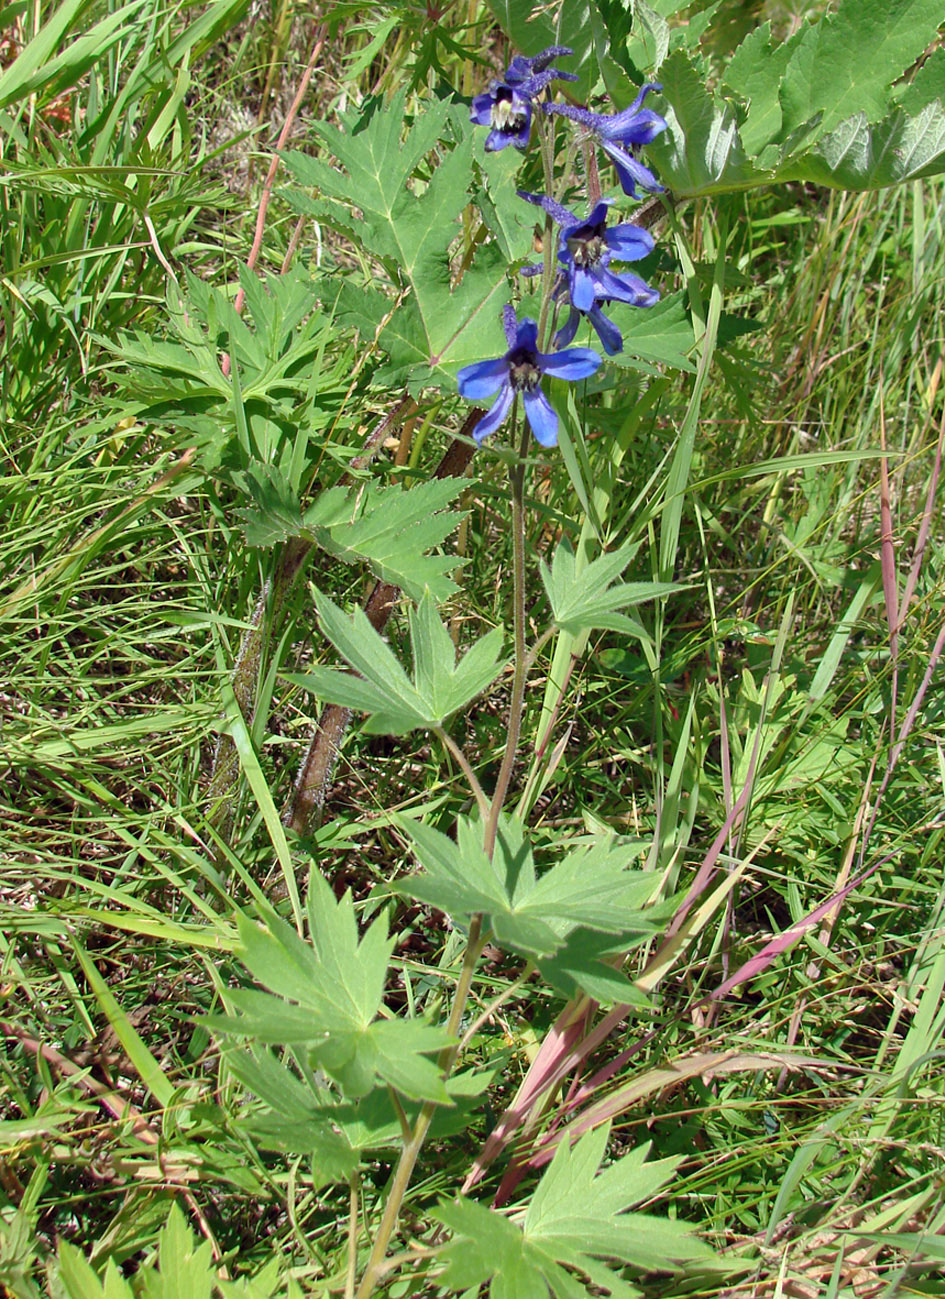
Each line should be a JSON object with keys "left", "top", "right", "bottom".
{"left": 566, "top": 222, "right": 606, "bottom": 268}
{"left": 492, "top": 87, "right": 528, "bottom": 133}
{"left": 508, "top": 346, "right": 542, "bottom": 392}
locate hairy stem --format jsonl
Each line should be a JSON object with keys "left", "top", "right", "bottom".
{"left": 354, "top": 917, "right": 485, "bottom": 1299}
{"left": 346, "top": 1174, "right": 360, "bottom": 1299}
{"left": 435, "top": 727, "right": 490, "bottom": 822}
{"left": 484, "top": 417, "right": 531, "bottom": 859}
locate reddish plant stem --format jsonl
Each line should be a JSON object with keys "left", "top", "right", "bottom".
{"left": 283, "top": 421, "right": 481, "bottom": 836}
{"left": 224, "top": 23, "right": 327, "bottom": 367}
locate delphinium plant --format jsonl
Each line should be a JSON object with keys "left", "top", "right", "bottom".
{"left": 202, "top": 45, "right": 725, "bottom": 1298}
{"left": 188, "top": 13, "right": 945, "bottom": 1294}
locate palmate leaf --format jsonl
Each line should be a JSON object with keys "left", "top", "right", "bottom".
{"left": 313, "top": 478, "right": 467, "bottom": 602}
{"left": 238, "top": 470, "right": 466, "bottom": 601}
{"left": 206, "top": 878, "right": 450, "bottom": 1103}
{"left": 781, "top": 102, "right": 945, "bottom": 191}
{"left": 398, "top": 815, "right": 661, "bottom": 962}
{"left": 59, "top": 1205, "right": 233, "bottom": 1299}
{"left": 282, "top": 92, "right": 512, "bottom": 391}
{"left": 774, "top": 0, "right": 945, "bottom": 142}
{"left": 612, "top": 291, "right": 696, "bottom": 374}
{"left": 435, "top": 1124, "right": 710, "bottom": 1298}
{"left": 540, "top": 539, "right": 681, "bottom": 636}
{"left": 644, "top": 3, "right": 945, "bottom": 197}
{"left": 229, "top": 1046, "right": 497, "bottom": 1190}
{"left": 286, "top": 592, "right": 506, "bottom": 736}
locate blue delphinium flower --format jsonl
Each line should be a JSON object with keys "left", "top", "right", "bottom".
{"left": 470, "top": 45, "right": 578, "bottom": 152}
{"left": 544, "top": 84, "right": 667, "bottom": 197}
{"left": 457, "top": 305, "right": 601, "bottom": 447}
{"left": 518, "top": 191, "right": 659, "bottom": 355}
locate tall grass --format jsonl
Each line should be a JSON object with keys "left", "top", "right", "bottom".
{"left": 2, "top": 2, "right": 944, "bottom": 1295}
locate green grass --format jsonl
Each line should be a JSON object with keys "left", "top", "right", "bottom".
{"left": 2, "top": 2, "right": 945, "bottom": 1296}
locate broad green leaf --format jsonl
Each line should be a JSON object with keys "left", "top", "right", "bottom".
{"left": 137, "top": 1206, "right": 217, "bottom": 1299}
{"left": 781, "top": 103, "right": 945, "bottom": 191}
{"left": 282, "top": 92, "right": 512, "bottom": 390}
{"left": 240, "top": 473, "right": 464, "bottom": 602}
{"left": 207, "top": 881, "right": 449, "bottom": 1101}
{"left": 291, "top": 594, "right": 431, "bottom": 734}
{"left": 723, "top": 22, "right": 792, "bottom": 156}
{"left": 646, "top": 50, "right": 756, "bottom": 198}
{"left": 777, "top": 0, "right": 945, "bottom": 142}
{"left": 227, "top": 1048, "right": 403, "bottom": 1184}
{"left": 436, "top": 1125, "right": 709, "bottom": 1297}
{"left": 410, "top": 594, "right": 506, "bottom": 720}
{"left": 537, "top": 928, "right": 653, "bottom": 1007}
{"left": 651, "top": 22, "right": 945, "bottom": 196}
{"left": 312, "top": 478, "right": 468, "bottom": 601}
{"left": 57, "top": 1245, "right": 135, "bottom": 1299}
{"left": 288, "top": 592, "right": 506, "bottom": 736}
{"left": 541, "top": 538, "right": 681, "bottom": 635}
{"left": 399, "top": 816, "right": 664, "bottom": 961}
{"left": 623, "top": 0, "right": 671, "bottom": 78}
{"left": 475, "top": 145, "right": 535, "bottom": 264}
{"left": 896, "top": 46, "right": 945, "bottom": 116}
{"left": 609, "top": 292, "right": 696, "bottom": 373}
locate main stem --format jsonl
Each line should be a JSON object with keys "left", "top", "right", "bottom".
{"left": 354, "top": 416, "right": 533, "bottom": 1297}
{"left": 484, "top": 416, "right": 531, "bottom": 859}
{"left": 354, "top": 916, "right": 484, "bottom": 1299}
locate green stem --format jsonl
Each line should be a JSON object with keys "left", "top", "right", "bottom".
{"left": 536, "top": 112, "right": 558, "bottom": 351}
{"left": 353, "top": 394, "right": 533, "bottom": 1299}
{"left": 346, "top": 1174, "right": 360, "bottom": 1299}
{"left": 354, "top": 916, "right": 485, "bottom": 1299}
{"left": 484, "top": 416, "right": 531, "bottom": 860}
{"left": 435, "top": 727, "right": 490, "bottom": 822}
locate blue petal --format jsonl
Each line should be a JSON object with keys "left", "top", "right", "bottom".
{"left": 554, "top": 308, "right": 580, "bottom": 349}
{"left": 569, "top": 265, "right": 597, "bottom": 313}
{"left": 457, "top": 357, "right": 509, "bottom": 399}
{"left": 539, "top": 347, "right": 602, "bottom": 382}
{"left": 597, "top": 265, "right": 659, "bottom": 306}
{"left": 601, "top": 140, "right": 664, "bottom": 197}
{"left": 514, "top": 317, "right": 539, "bottom": 351}
{"left": 523, "top": 387, "right": 558, "bottom": 447}
{"left": 587, "top": 305, "right": 623, "bottom": 355}
{"left": 603, "top": 224, "right": 654, "bottom": 260}
{"left": 600, "top": 84, "right": 666, "bottom": 144}
{"left": 471, "top": 383, "right": 514, "bottom": 443}
{"left": 486, "top": 126, "right": 527, "bottom": 152}
{"left": 470, "top": 93, "right": 495, "bottom": 126}
{"left": 583, "top": 199, "right": 613, "bottom": 228}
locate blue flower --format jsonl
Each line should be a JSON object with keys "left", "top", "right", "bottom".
{"left": 518, "top": 192, "right": 659, "bottom": 355}
{"left": 470, "top": 45, "right": 577, "bottom": 152}
{"left": 544, "top": 84, "right": 667, "bottom": 197}
{"left": 457, "top": 305, "right": 601, "bottom": 447}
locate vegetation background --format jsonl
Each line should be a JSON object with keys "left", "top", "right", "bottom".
{"left": 2, "top": 0, "right": 945, "bottom": 1295}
